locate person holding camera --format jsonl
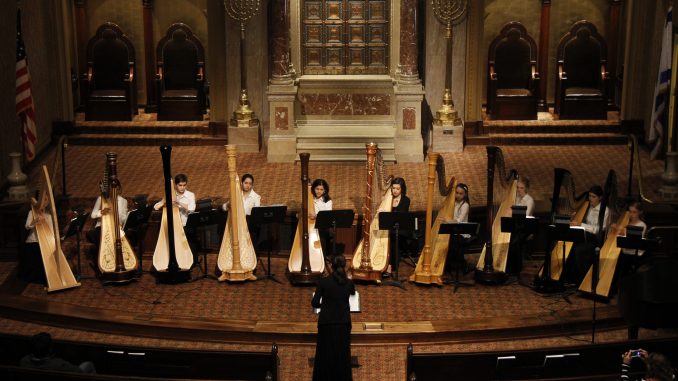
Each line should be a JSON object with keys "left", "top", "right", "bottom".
{"left": 621, "top": 348, "right": 674, "bottom": 381}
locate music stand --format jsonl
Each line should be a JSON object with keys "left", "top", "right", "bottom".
{"left": 534, "top": 216, "right": 587, "bottom": 294}
{"left": 500, "top": 206, "right": 538, "bottom": 275}
{"left": 617, "top": 226, "right": 658, "bottom": 257}
{"left": 315, "top": 210, "right": 355, "bottom": 259}
{"left": 123, "top": 205, "right": 152, "bottom": 278}
{"left": 379, "top": 212, "right": 417, "bottom": 290}
{"left": 250, "top": 205, "right": 287, "bottom": 283}
{"left": 61, "top": 213, "right": 88, "bottom": 281}
{"left": 440, "top": 222, "right": 479, "bottom": 292}
{"left": 185, "top": 208, "right": 220, "bottom": 280}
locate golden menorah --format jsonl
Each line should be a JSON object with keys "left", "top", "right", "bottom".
{"left": 224, "top": 0, "right": 261, "bottom": 126}
{"left": 431, "top": 0, "right": 468, "bottom": 124}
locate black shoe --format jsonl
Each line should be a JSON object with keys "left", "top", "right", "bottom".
{"left": 381, "top": 272, "right": 391, "bottom": 279}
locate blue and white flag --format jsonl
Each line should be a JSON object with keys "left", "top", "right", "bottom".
{"left": 649, "top": 7, "right": 673, "bottom": 159}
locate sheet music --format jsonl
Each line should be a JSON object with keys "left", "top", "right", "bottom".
{"left": 312, "top": 291, "right": 361, "bottom": 314}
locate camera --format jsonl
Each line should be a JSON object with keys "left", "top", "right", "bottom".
{"left": 631, "top": 350, "right": 642, "bottom": 358}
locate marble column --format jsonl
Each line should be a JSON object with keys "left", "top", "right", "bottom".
{"left": 538, "top": 0, "right": 551, "bottom": 110}
{"left": 394, "top": 0, "right": 424, "bottom": 161}
{"left": 607, "top": 0, "right": 623, "bottom": 107}
{"left": 398, "top": 0, "right": 420, "bottom": 85}
{"left": 269, "top": 0, "right": 293, "bottom": 85}
{"left": 142, "top": 0, "right": 156, "bottom": 112}
{"left": 267, "top": 0, "right": 297, "bottom": 162}
{"left": 74, "top": 0, "right": 88, "bottom": 108}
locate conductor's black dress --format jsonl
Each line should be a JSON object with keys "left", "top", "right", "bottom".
{"left": 311, "top": 275, "right": 355, "bottom": 381}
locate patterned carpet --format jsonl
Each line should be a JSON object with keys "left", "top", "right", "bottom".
{"left": 27, "top": 144, "right": 664, "bottom": 212}
{"left": 3, "top": 141, "right": 672, "bottom": 381}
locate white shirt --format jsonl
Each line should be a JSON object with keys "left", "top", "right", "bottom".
{"left": 515, "top": 193, "right": 535, "bottom": 217}
{"left": 581, "top": 203, "right": 610, "bottom": 236}
{"left": 222, "top": 190, "right": 261, "bottom": 216}
{"left": 25, "top": 210, "right": 53, "bottom": 243}
{"left": 314, "top": 198, "right": 333, "bottom": 214}
{"left": 453, "top": 201, "right": 469, "bottom": 223}
{"left": 154, "top": 190, "right": 196, "bottom": 226}
{"left": 91, "top": 195, "right": 128, "bottom": 228}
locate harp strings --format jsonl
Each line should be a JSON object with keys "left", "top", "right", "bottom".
{"left": 436, "top": 155, "right": 455, "bottom": 196}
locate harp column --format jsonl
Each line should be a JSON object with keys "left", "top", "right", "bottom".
{"left": 266, "top": 0, "right": 298, "bottom": 162}
{"left": 393, "top": 0, "right": 425, "bottom": 162}
{"left": 225, "top": 0, "right": 261, "bottom": 153}
{"left": 431, "top": 0, "right": 467, "bottom": 153}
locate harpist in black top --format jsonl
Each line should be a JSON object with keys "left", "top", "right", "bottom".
{"left": 386, "top": 177, "right": 410, "bottom": 274}
{"left": 311, "top": 256, "right": 355, "bottom": 381}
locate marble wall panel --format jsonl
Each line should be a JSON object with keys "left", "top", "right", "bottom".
{"left": 275, "top": 106, "right": 290, "bottom": 130}
{"left": 403, "top": 107, "right": 416, "bottom": 130}
{"left": 298, "top": 93, "right": 391, "bottom": 115}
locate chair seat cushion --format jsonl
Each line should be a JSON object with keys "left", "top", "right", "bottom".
{"left": 90, "top": 89, "right": 127, "bottom": 99}
{"left": 565, "top": 87, "right": 602, "bottom": 97}
{"left": 496, "top": 88, "right": 532, "bottom": 97}
{"left": 161, "top": 89, "right": 198, "bottom": 99}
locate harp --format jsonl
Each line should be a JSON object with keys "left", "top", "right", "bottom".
{"left": 288, "top": 152, "right": 325, "bottom": 284}
{"left": 351, "top": 143, "right": 394, "bottom": 282}
{"left": 579, "top": 170, "right": 624, "bottom": 297}
{"left": 217, "top": 145, "right": 257, "bottom": 282}
{"left": 476, "top": 146, "right": 518, "bottom": 283}
{"left": 538, "top": 168, "right": 589, "bottom": 281}
{"left": 152, "top": 145, "right": 193, "bottom": 281}
{"left": 410, "top": 152, "right": 456, "bottom": 285}
{"left": 97, "top": 152, "right": 138, "bottom": 283}
{"left": 31, "top": 165, "right": 80, "bottom": 292}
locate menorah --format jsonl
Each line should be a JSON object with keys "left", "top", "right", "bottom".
{"left": 224, "top": 0, "right": 260, "bottom": 127}
{"left": 431, "top": 0, "right": 468, "bottom": 128}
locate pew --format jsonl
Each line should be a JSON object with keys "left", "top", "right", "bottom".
{"left": 407, "top": 337, "right": 678, "bottom": 380}
{"left": 0, "top": 334, "right": 278, "bottom": 381}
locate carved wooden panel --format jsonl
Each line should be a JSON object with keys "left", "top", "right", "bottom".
{"left": 301, "top": 0, "right": 390, "bottom": 74}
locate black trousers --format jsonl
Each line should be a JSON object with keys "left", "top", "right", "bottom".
{"left": 18, "top": 242, "right": 46, "bottom": 284}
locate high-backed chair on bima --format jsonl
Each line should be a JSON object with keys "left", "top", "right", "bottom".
{"left": 555, "top": 21, "right": 609, "bottom": 120}
{"left": 487, "top": 22, "right": 539, "bottom": 120}
{"left": 156, "top": 23, "right": 206, "bottom": 121}
{"left": 84, "top": 23, "right": 137, "bottom": 121}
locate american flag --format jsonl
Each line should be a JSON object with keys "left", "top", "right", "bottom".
{"left": 16, "top": 9, "right": 37, "bottom": 162}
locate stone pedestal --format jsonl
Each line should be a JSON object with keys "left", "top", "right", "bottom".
{"left": 431, "top": 119, "right": 464, "bottom": 152}
{"left": 266, "top": 84, "right": 298, "bottom": 162}
{"left": 659, "top": 151, "right": 678, "bottom": 201}
{"left": 394, "top": 83, "right": 425, "bottom": 162}
{"left": 5, "top": 152, "right": 30, "bottom": 201}
{"left": 228, "top": 123, "right": 261, "bottom": 153}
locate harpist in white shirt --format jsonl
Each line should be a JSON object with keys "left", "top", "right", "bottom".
{"left": 222, "top": 174, "right": 261, "bottom": 215}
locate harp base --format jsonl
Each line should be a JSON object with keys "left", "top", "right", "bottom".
{"left": 533, "top": 275, "right": 565, "bottom": 294}
{"left": 287, "top": 271, "right": 323, "bottom": 285}
{"left": 218, "top": 270, "right": 257, "bottom": 282}
{"left": 351, "top": 268, "right": 383, "bottom": 283}
{"left": 99, "top": 269, "right": 138, "bottom": 284}
{"left": 154, "top": 269, "right": 191, "bottom": 284}
{"left": 409, "top": 272, "right": 444, "bottom": 286}
{"left": 475, "top": 269, "right": 508, "bottom": 284}
{"left": 45, "top": 282, "right": 82, "bottom": 293}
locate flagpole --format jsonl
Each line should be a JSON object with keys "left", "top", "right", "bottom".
{"left": 668, "top": 26, "right": 678, "bottom": 153}
{"left": 659, "top": 5, "right": 678, "bottom": 201}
